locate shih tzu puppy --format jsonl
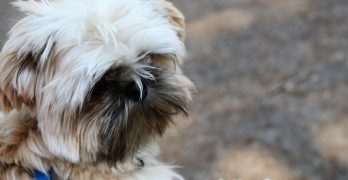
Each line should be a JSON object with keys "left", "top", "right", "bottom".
{"left": 0, "top": 0, "right": 194, "bottom": 179}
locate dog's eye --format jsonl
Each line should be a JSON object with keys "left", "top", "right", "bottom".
{"left": 90, "top": 78, "right": 114, "bottom": 97}
{"left": 90, "top": 77, "right": 149, "bottom": 102}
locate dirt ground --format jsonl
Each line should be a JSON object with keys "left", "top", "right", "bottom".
{"left": 161, "top": 0, "right": 348, "bottom": 179}
{"left": 2, "top": 0, "right": 348, "bottom": 179}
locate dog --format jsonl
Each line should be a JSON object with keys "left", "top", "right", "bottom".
{"left": 0, "top": 0, "right": 194, "bottom": 179}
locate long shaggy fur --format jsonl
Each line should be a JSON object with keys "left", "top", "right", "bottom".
{"left": 0, "top": 0, "right": 193, "bottom": 179}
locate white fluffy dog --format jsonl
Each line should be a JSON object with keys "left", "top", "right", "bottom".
{"left": 0, "top": 0, "right": 193, "bottom": 179}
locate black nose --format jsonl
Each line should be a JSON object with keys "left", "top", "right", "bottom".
{"left": 124, "top": 81, "right": 148, "bottom": 101}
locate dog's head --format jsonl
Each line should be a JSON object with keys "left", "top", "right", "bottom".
{"left": 0, "top": 0, "right": 193, "bottom": 163}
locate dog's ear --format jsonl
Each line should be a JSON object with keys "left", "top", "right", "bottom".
{"left": 162, "top": 0, "right": 186, "bottom": 41}
{"left": 0, "top": 20, "right": 55, "bottom": 113}
{"left": 0, "top": 52, "right": 37, "bottom": 113}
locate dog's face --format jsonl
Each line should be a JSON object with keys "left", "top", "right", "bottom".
{"left": 0, "top": 0, "right": 193, "bottom": 163}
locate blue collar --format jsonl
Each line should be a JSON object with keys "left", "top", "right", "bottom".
{"left": 33, "top": 169, "right": 53, "bottom": 180}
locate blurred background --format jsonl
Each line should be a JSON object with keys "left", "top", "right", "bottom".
{"left": 2, "top": 0, "right": 348, "bottom": 179}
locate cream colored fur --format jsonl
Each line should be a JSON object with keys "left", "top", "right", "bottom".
{"left": 0, "top": 0, "right": 190, "bottom": 179}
